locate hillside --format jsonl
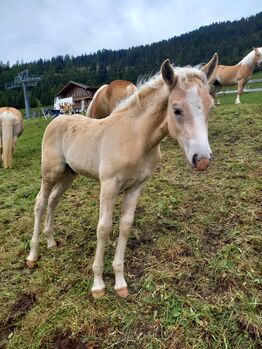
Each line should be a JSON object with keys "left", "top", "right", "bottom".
{"left": 0, "top": 12, "right": 261, "bottom": 108}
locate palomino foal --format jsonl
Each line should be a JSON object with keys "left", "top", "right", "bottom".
{"left": 86, "top": 80, "right": 137, "bottom": 118}
{"left": 27, "top": 54, "right": 218, "bottom": 298}
{"left": 210, "top": 47, "right": 262, "bottom": 104}
{"left": 0, "top": 107, "right": 23, "bottom": 168}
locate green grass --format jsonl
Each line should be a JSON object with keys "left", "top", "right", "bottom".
{"left": 252, "top": 70, "right": 262, "bottom": 79}
{"left": 0, "top": 105, "right": 262, "bottom": 348}
{"left": 219, "top": 91, "right": 262, "bottom": 105}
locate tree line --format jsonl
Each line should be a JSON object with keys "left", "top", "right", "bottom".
{"left": 0, "top": 12, "right": 261, "bottom": 108}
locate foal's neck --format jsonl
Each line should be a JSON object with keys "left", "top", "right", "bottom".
{"left": 138, "top": 87, "right": 169, "bottom": 150}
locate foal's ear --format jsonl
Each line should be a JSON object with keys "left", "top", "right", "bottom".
{"left": 201, "top": 53, "right": 218, "bottom": 81}
{"left": 161, "top": 59, "right": 177, "bottom": 87}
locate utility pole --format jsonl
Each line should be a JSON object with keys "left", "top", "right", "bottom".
{"left": 5, "top": 69, "right": 41, "bottom": 120}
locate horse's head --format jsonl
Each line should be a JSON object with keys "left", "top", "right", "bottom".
{"left": 161, "top": 53, "right": 218, "bottom": 171}
{"left": 254, "top": 47, "right": 262, "bottom": 67}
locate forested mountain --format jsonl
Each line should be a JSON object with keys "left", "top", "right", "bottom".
{"left": 0, "top": 12, "right": 261, "bottom": 108}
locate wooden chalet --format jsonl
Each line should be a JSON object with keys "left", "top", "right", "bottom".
{"left": 54, "top": 81, "right": 98, "bottom": 113}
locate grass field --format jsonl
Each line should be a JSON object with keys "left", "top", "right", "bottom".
{"left": 0, "top": 103, "right": 262, "bottom": 349}
{"left": 219, "top": 92, "right": 262, "bottom": 105}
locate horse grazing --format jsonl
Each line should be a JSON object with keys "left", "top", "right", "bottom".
{"left": 0, "top": 107, "right": 23, "bottom": 169}
{"left": 210, "top": 47, "right": 262, "bottom": 104}
{"left": 26, "top": 54, "right": 218, "bottom": 298}
{"left": 86, "top": 80, "right": 137, "bottom": 118}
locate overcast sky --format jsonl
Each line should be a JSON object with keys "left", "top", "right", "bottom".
{"left": 0, "top": 0, "right": 261, "bottom": 65}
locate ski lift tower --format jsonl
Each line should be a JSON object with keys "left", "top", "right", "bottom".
{"left": 5, "top": 69, "right": 41, "bottom": 120}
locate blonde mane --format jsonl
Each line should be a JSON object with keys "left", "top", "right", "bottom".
{"left": 115, "top": 66, "right": 206, "bottom": 113}
{"left": 239, "top": 50, "right": 255, "bottom": 66}
{"left": 238, "top": 48, "right": 262, "bottom": 66}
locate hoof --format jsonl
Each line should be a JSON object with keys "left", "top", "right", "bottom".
{"left": 26, "top": 260, "right": 37, "bottom": 269}
{"left": 92, "top": 289, "right": 106, "bottom": 299}
{"left": 115, "top": 286, "right": 129, "bottom": 298}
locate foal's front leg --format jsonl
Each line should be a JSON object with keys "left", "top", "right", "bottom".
{"left": 113, "top": 182, "right": 145, "bottom": 297}
{"left": 92, "top": 180, "right": 118, "bottom": 298}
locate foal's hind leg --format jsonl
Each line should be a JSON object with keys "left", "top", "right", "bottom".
{"left": 27, "top": 157, "right": 67, "bottom": 268}
{"left": 26, "top": 179, "right": 56, "bottom": 268}
{"left": 44, "top": 169, "right": 77, "bottom": 248}
{"left": 113, "top": 182, "right": 145, "bottom": 297}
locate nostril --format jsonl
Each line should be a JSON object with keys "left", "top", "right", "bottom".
{"left": 192, "top": 154, "right": 198, "bottom": 166}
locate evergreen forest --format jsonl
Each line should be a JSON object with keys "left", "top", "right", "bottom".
{"left": 0, "top": 12, "right": 261, "bottom": 108}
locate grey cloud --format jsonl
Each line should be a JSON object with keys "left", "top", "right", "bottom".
{"left": 0, "top": 0, "right": 261, "bottom": 65}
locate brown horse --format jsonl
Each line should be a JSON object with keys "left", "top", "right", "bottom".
{"left": 26, "top": 54, "right": 218, "bottom": 298}
{"left": 86, "top": 80, "right": 137, "bottom": 118}
{"left": 210, "top": 47, "right": 262, "bottom": 104}
{"left": 0, "top": 107, "right": 23, "bottom": 169}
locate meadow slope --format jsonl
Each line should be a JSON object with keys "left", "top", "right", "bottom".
{"left": 0, "top": 104, "right": 261, "bottom": 349}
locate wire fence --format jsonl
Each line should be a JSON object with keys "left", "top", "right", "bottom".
{"left": 217, "top": 79, "right": 262, "bottom": 95}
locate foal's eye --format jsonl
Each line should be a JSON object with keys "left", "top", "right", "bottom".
{"left": 173, "top": 106, "right": 183, "bottom": 116}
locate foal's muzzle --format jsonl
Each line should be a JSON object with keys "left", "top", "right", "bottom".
{"left": 192, "top": 153, "right": 213, "bottom": 171}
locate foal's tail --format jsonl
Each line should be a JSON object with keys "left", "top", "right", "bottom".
{"left": 2, "top": 116, "right": 14, "bottom": 168}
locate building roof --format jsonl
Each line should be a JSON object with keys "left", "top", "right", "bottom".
{"left": 56, "top": 81, "right": 97, "bottom": 97}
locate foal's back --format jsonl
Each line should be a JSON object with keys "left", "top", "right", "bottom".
{"left": 89, "top": 80, "right": 137, "bottom": 119}
{"left": 106, "top": 80, "right": 137, "bottom": 109}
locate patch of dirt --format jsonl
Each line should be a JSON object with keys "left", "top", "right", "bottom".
{"left": 215, "top": 273, "right": 238, "bottom": 294}
{"left": 254, "top": 145, "right": 262, "bottom": 154}
{"left": 128, "top": 230, "right": 155, "bottom": 250}
{"left": 224, "top": 134, "right": 241, "bottom": 144}
{"left": 248, "top": 237, "right": 262, "bottom": 254}
{"left": 140, "top": 319, "right": 165, "bottom": 339}
{"left": 0, "top": 293, "right": 36, "bottom": 345}
{"left": 49, "top": 324, "right": 109, "bottom": 349}
{"left": 10, "top": 292, "right": 36, "bottom": 313}
{"left": 201, "top": 224, "right": 228, "bottom": 254}
{"left": 165, "top": 325, "right": 193, "bottom": 349}
{"left": 54, "top": 332, "right": 88, "bottom": 349}
{"left": 171, "top": 260, "right": 211, "bottom": 297}
{"left": 128, "top": 237, "right": 141, "bottom": 250}
{"left": 128, "top": 264, "right": 144, "bottom": 278}
{"left": 237, "top": 315, "right": 262, "bottom": 341}
{"left": 152, "top": 241, "right": 192, "bottom": 262}
{"left": 135, "top": 205, "right": 146, "bottom": 215}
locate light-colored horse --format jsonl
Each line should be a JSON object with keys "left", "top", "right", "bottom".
{"left": 0, "top": 107, "right": 23, "bottom": 169}
{"left": 26, "top": 54, "right": 218, "bottom": 298}
{"left": 86, "top": 80, "right": 137, "bottom": 118}
{"left": 210, "top": 47, "right": 262, "bottom": 104}
{"left": 60, "top": 102, "right": 73, "bottom": 114}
